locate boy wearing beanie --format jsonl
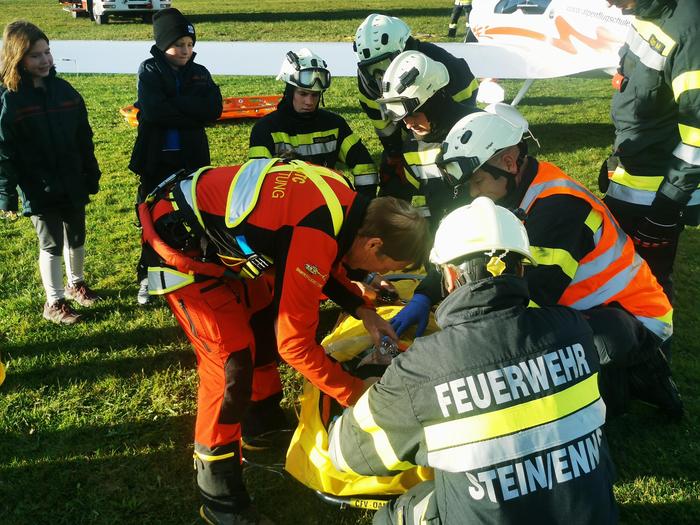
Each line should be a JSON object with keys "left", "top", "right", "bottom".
{"left": 128, "top": 8, "right": 222, "bottom": 306}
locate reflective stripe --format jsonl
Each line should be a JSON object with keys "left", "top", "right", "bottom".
{"left": 570, "top": 233, "right": 627, "bottom": 285}
{"left": 569, "top": 254, "right": 642, "bottom": 310}
{"left": 248, "top": 145, "right": 272, "bottom": 159}
{"left": 607, "top": 180, "right": 700, "bottom": 206}
{"left": 376, "top": 120, "right": 398, "bottom": 136}
{"left": 610, "top": 165, "right": 663, "bottom": 191}
{"left": 327, "top": 417, "right": 360, "bottom": 476}
{"left": 271, "top": 129, "right": 340, "bottom": 146}
{"left": 275, "top": 139, "right": 338, "bottom": 157}
{"left": 413, "top": 490, "right": 434, "bottom": 525}
{"left": 679, "top": 123, "right": 700, "bottom": 148}
{"left": 631, "top": 18, "right": 675, "bottom": 56}
{"left": 271, "top": 129, "right": 340, "bottom": 157}
{"left": 358, "top": 92, "right": 380, "bottom": 110}
{"left": 424, "top": 374, "right": 600, "bottom": 451}
{"left": 353, "top": 173, "right": 379, "bottom": 186}
{"left": 353, "top": 392, "right": 414, "bottom": 472}
{"left": 179, "top": 166, "right": 214, "bottom": 229}
{"left": 403, "top": 168, "right": 421, "bottom": 189}
{"left": 426, "top": 398, "right": 605, "bottom": 472}
{"left": 404, "top": 145, "right": 443, "bottom": 181}
{"left": 194, "top": 450, "right": 237, "bottom": 462}
{"left": 530, "top": 246, "right": 578, "bottom": 279}
{"left": 672, "top": 70, "right": 700, "bottom": 101}
{"left": 339, "top": 134, "right": 359, "bottom": 162}
{"left": 626, "top": 24, "right": 669, "bottom": 71}
{"left": 451, "top": 78, "right": 479, "bottom": 103}
{"left": 673, "top": 142, "right": 700, "bottom": 164}
{"left": 147, "top": 266, "right": 195, "bottom": 295}
{"left": 225, "top": 158, "right": 279, "bottom": 229}
{"left": 584, "top": 209, "right": 603, "bottom": 234}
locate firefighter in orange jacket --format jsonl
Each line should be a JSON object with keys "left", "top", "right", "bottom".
{"left": 138, "top": 158, "right": 429, "bottom": 524}
{"left": 432, "top": 109, "right": 683, "bottom": 420}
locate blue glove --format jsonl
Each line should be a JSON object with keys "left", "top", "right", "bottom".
{"left": 390, "top": 293, "right": 432, "bottom": 337}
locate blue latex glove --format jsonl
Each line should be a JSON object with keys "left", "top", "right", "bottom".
{"left": 390, "top": 293, "right": 432, "bottom": 337}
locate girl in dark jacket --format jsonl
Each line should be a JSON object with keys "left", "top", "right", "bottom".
{"left": 129, "top": 8, "right": 223, "bottom": 305}
{"left": 0, "top": 20, "right": 101, "bottom": 325}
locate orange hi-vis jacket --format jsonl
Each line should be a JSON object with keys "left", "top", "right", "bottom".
{"left": 520, "top": 162, "right": 673, "bottom": 342}
{"left": 145, "top": 159, "right": 371, "bottom": 406}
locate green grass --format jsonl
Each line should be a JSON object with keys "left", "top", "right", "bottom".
{"left": 1, "top": 2, "right": 699, "bottom": 524}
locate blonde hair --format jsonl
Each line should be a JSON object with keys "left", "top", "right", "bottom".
{"left": 0, "top": 21, "right": 49, "bottom": 92}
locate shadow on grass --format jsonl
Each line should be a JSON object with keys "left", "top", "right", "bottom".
{"left": 189, "top": 9, "right": 448, "bottom": 24}
{"left": 518, "top": 96, "right": 583, "bottom": 106}
{"left": 2, "top": 347, "right": 195, "bottom": 392}
{"left": 621, "top": 502, "right": 700, "bottom": 524}
{"left": 0, "top": 417, "right": 366, "bottom": 525}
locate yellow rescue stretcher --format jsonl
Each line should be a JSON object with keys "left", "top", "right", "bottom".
{"left": 119, "top": 95, "right": 282, "bottom": 127}
{"left": 284, "top": 276, "right": 437, "bottom": 509}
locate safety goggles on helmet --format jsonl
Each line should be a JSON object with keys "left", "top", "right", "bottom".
{"left": 435, "top": 145, "right": 483, "bottom": 186}
{"left": 293, "top": 67, "right": 331, "bottom": 90}
{"left": 379, "top": 96, "right": 422, "bottom": 121}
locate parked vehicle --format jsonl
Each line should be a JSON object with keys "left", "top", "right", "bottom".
{"left": 60, "top": 1, "right": 171, "bottom": 25}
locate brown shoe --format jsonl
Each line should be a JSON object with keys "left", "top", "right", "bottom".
{"left": 65, "top": 281, "right": 101, "bottom": 307}
{"left": 43, "top": 299, "right": 82, "bottom": 325}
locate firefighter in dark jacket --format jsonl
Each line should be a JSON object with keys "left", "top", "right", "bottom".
{"left": 376, "top": 51, "right": 479, "bottom": 226}
{"left": 329, "top": 197, "right": 618, "bottom": 525}
{"left": 0, "top": 21, "right": 101, "bottom": 325}
{"left": 602, "top": 0, "right": 700, "bottom": 309}
{"left": 353, "top": 13, "right": 478, "bottom": 196}
{"left": 249, "top": 48, "right": 378, "bottom": 198}
{"left": 128, "top": 7, "right": 223, "bottom": 304}
{"left": 139, "top": 158, "right": 429, "bottom": 524}
{"left": 393, "top": 108, "right": 683, "bottom": 420}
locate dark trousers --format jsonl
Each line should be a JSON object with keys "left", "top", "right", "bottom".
{"left": 30, "top": 205, "right": 86, "bottom": 255}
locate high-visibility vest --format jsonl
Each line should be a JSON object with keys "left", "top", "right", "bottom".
{"left": 148, "top": 158, "right": 351, "bottom": 293}
{"left": 520, "top": 162, "right": 673, "bottom": 341}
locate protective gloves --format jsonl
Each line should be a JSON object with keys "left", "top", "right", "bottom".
{"left": 632, "top": 216, "right": 678, "bottom": 248}
{"left": 389, "top": 293, "right": 432, "bottom": 337}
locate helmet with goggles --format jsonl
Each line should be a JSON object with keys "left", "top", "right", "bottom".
{"left": 436, "top": 109, "right": 526, "bottom": 187}
{"left": 277, "top": 48, "right": 331, "bottom": 92}
{"left": 430, "top": 197, "right": 536, "bottom": 289}
{"left": 377, "top": 51, "right": 449, "bottom": 122}
{"left": 354, "top": 14, "right": 412, "bottom": 99}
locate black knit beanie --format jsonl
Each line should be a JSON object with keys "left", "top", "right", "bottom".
{"left": 153, "top": 8, "right": 196, "bottom": 52}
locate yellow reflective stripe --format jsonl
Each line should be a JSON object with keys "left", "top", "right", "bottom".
{"left": 225, "top": 158, "right": 279, "bottom": 229}
{"left": 269, "top": 160, "right": 349, "bottom": 187}
{"left": 679, "top": 123, "right": 700, "bottom": 148}
{"left": 632, "top": 19, "right": 675, "bottom": 56}
{"left": 147, "top": 267, "right": 195, "bottom": 295}
{"left": 187, "top": 166, "right": 212, "bottom": 229}
{"left": 328, "top": 416, "right": 361, "bottom": 476}
{"left": 610, "top": 166, "right": 664, "bottom": 191}
{"left": 339, "top": 133, "right": 360, "bottom": 162}
{"left": 372, "top": 117, "right": 392, "bottom": 131}
{"left": 530, "top": 246, "right": 578, "bottom": 279}
{"left": 194, "top": 450, "right": 237, "bottom": 462}
{"left": 527, "top": 299, "right": 540, "bottom": 308}
{"left": 271, "top": 129, "right": 339, "bottom": 147}
{"left": 584, "top": 209, "right": 603, "bottom": 234}
{"left": 425, "top": 373, "right": 600, "bottom": 451}
{"left": 451, "top": 78, "right": 479, "bottom": 103}
{"left": 657, "top": 308, "right": 674, "bottom": 326}
{"left": 403, "top": 168, "right": 420, "bottom": 189}
{"left": 353, "top": 393, "right": 415, "bottom": 472}
{"left": 672, "top": 71, "right": 700, "bottom": 101}
{"left": 404, "top": 149, "right": 439, "bottom": 165}
{"left": 352, "top": 163, "right": 376, "bottom": 176}
{"left": 248, "top": 145, "right": 272, "bottom": 159}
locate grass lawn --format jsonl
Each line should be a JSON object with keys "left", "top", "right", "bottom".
{"left": 1, "top": 2, "right": 699, "bottom": 524}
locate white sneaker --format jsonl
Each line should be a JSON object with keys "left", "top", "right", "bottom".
{"left": 137, "top": 278, "right": 150, "bottom": 305}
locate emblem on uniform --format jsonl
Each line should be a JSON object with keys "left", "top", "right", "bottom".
{"left": 304, "top": 263, "right": 328, "bottom": 280}
{"left": 648, "top": 34, "right": 665, "bottom": 54}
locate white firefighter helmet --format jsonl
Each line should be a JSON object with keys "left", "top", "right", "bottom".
{"left": 354, "top": 14, "right": 412, "bottom": 98}
{"left": 277, "top": 48, "right": 331, "bottom": 92}
{"left": 430, "top": 196, "right": 536, "bottom": 267}
{"left": 436, "top": 111, "right": 526, "bottom": 186}
{"left": 377, "top": 51, "right": 449, "bottom": 121}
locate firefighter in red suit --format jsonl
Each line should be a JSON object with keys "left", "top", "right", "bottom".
{"left": 139, "top": 158, "right": 429, "bottom": 524}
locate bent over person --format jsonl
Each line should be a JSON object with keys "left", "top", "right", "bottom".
{"left": 138, "top": 158, "right": 428, "bottom": 524}
{"left": 329, "top": 197, "right": 618, "bottom": 525}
